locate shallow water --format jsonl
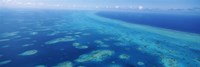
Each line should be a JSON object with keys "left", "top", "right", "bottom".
{"left": 0, "top": 9, "right": 200, "bottom": 67}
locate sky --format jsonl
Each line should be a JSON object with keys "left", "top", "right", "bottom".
{"left": 0, "top": 0, "right": 200, "bottom": 10}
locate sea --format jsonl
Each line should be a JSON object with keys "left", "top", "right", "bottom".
{"left": 0, "top": 9, "right": 200, "bottom": 67}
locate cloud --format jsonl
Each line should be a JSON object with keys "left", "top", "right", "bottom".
{"left": 138, "top": 5, "right": 143, "bottom": 10}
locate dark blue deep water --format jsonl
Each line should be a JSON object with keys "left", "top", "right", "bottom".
{"left": 97, "top": 11, "right": 200, "bottom": 34}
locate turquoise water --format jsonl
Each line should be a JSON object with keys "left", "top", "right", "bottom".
{"left": 0, "top": 10, "right": 200, "bottom": 67}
